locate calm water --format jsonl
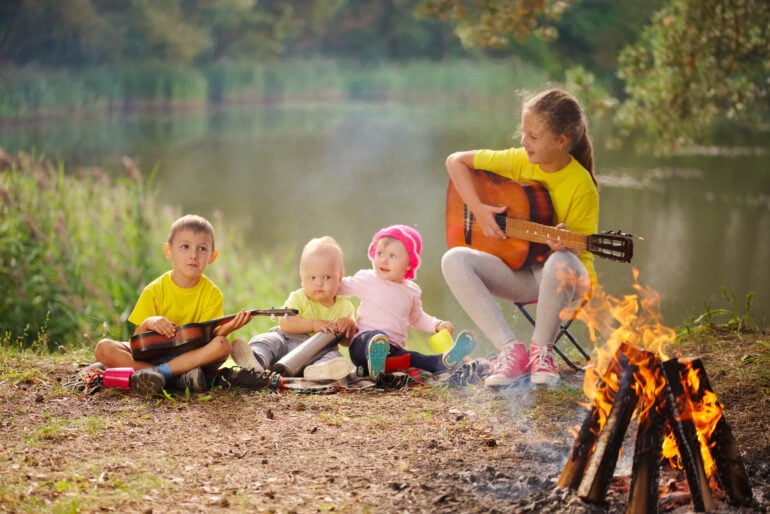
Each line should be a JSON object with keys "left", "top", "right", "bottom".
{"left": 5, "top": 102, "right": 769, "bottom": 341}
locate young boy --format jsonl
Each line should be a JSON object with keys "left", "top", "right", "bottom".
{"left": 230, "top": 236, "right": 356, "bottom": 380}
{"left": 94, "top": 214, "right": 254, "bottom": 395}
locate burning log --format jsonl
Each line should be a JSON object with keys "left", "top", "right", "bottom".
{"left": 576, "top": 355, "right": 640, "bottom": 503}
{"left": 660, "top": 358, "right": 715, "bottom": 512}
{"left": 683, "top": 358, "right": 753, "bottom": 507}
{"left": 558, "top": 347, "right": 631, "bottom": 490}
{"left": 560, "top": 343, "right": 753, "bottom": 513}
{"left": 626, "top": 400, "right": 665, "bottom": 514}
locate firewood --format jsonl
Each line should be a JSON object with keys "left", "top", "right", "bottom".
{"left": 660, "top": 359, "right": 715, "bottom": 512}
{"left": 687, "top": 358, "right": 753, "bottom": 507}
{"left": 626, "top": 402, "right": 665, "bottom": 514}
{"left": 558, "top": 348, "right": 630, "bottom": 490}
{"left": 577, "top": 357, "right": 640, "bottom": 503}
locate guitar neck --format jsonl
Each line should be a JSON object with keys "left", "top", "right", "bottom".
{"left": 504, "top": 215, "right": 588, "bottom": 251}
{"left": 210, "top": 308, "right": 298, "bottom": 332}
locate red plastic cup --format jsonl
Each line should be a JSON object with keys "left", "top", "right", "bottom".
{"left": 103, "top": 367, "right": 134, "bottom": 390}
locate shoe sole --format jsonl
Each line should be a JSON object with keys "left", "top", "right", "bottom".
{"left": 303, "top": 357, "right": 352, "bottom": 381}
{"left": 367, "top": 335, "right": 390, "bottom": 379}
{"left": 442, "top": 330, "right": 476, "bottom": 368}
{"left": 130, "top": 371, "right": 165, "bottom": 396}
{"left": 230, "top": 339, "right": 264, "bottom": 372}
{"left": 484, "top": 372, "right": 530, "bottom": 387}
{"left": 530, "top": 373, "right": 560, "bottom": 386}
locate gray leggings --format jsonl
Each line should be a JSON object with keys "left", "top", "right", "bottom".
{"left": 441, "top": 247, "right": 591, "bottom": 350}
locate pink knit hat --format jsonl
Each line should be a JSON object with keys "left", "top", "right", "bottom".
{"left": 368, "top": 224, "right": 423, "bottom": 280}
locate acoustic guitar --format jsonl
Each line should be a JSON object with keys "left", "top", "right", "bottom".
{"left": 446, "top": 169, "right": 633, "bottom": 270}
{"left": 130, "top": 308, "right": 298, "bottom": 361}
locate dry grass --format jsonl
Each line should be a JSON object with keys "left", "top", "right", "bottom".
{"left": 0, "top": 323, "right": 768, "bottom": 513}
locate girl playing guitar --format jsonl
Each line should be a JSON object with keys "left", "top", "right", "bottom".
{"left": 442, "top": 88, "right": 598, "bottom": 388}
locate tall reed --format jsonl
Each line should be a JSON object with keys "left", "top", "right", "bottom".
{"left": 0, "top": 149, "right": 290, "bottom": 352}
{"left": 1, "top": 58, "right": 548, "bottom": 119}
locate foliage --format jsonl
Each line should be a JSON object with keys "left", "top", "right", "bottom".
{"left": 678, "top": 288, "right": 759, "bottom": 338}
{"left": 0, "top": 148, "right": 292, "bottom": 352}
{"left": 0, "top": 0, "right": 344, "bottom": 66}
{"left": 2, "top": 0, "right": 769, "bottom": 150}
{"left": 0, "top": 150, "right": 163, "bottom": 350}
{"left": 615, "top": 0, "right": 770, "bottom": 152}
{"left": 415, "top": 0, "right": 565, "bottom": 46}
{"left": 418, "top": 0, "right": 770, "bottom": 152}
{"left": 0, "top": 58, "right": 547, "bottom": 118}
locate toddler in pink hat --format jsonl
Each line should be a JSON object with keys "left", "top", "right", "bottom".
{"left": 367, "top": 224, "right": 423, "bottom": 279}
{"left": 339, "top": 224, "right": 476, "bottom": 380}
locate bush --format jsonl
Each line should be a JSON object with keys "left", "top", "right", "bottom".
{"left": 0, "top": 149, "right": 292, "bottom": 352}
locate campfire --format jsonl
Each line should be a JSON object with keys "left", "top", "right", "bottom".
{"left": 557, "top": 271, "right": 754, "bottom": 512}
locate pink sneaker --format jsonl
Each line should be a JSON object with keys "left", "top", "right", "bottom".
{"left": 529, "top": 344, "right": 560, "bottom": 386}
{"left": 484, "top": 342, "right": 529, "bottom": 387}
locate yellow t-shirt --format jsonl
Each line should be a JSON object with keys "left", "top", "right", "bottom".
{"left": 284, "top": 288, "right": 355, "bottom": 336}
{"left": 473, "top": 147, "right": 599, "bottom": 282}
{"left": 128, "top": 271, "right": 224, "bottom": 329}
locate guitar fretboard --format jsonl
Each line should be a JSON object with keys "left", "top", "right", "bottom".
{"left": 497, "top": 213, "right": 588, "bottom": 251}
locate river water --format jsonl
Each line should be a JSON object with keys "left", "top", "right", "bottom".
{"left": 5, "top": 101, "right": 769, "bottom": 337}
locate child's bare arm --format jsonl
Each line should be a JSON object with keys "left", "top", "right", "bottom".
{"left": 215, "top": 309, "right": 254, "bottom": 337}
{"left": 134, "top": 316, "right": 175, "bottom": 337}
{"left": 279, "top": 315, "right": 336, "bottom": 335}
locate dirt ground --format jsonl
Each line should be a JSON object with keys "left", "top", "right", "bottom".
{"left": 1, "top": 328, "right": 768, "bottom": 514}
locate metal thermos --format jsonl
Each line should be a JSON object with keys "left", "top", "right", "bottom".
{"left": 273, "top": 331, "right": 343, "bottom": 376}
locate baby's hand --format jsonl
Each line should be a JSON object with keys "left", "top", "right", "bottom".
{"left": 335, "top": 317, "right": 357, "bottom": 339}
{"left": 313, "top": 320, "right": 337, "bottom": 334}
{"left": 436, "top": 320, "right": 454, "bottom": 336}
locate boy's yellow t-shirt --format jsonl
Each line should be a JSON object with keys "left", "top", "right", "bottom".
{"left": 284, "top": 288, "right": 355, "bottom": 336}
{"left": 128, "top": 271, "right": 224, "bottom": 329}
{"left": 473, "top": 147, "right": 599, "bottom": 283}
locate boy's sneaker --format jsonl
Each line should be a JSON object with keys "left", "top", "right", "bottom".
{"left": 130, "top": 367, "right": 166, "bottom": 396}
{"left": 529, "top": 344, "right": 560, "bottom": 386}
{"left": 303, "top": 357, "right": 353, "bottom": 381}
{"left": 441, "top": 330, "right": 477, "bottom": 369}
{"left": 484, "top": 342, "right": 529, "bottom": 387}
{"left": 171, "top": 367, "right": 208, "bottom": 392}
{"left": 222, "top": 368, "right": 281, "bottom": 390}
{"left": 367, "top": 334, "right": 390, "bottom": 379}
{"left": 230, "top": 338, "right": 264, "bottom": 372}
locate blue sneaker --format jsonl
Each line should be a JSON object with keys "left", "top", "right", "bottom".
{"left": 367, "top": 334, "right": 390, "bottom": 379}
{"left": 441, "top": 330, "right": 477, "bottom": 368}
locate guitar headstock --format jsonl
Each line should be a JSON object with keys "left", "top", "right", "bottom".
{"left": 587, "top": 230, "right": 634, "bottom": 263}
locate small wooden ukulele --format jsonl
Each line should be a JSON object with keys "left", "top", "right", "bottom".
{"left": 130, "top": 308, "right": 298, "bottom": 361}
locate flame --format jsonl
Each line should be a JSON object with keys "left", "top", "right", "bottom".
{"left": 576, "top": 269, "right": 724, "bottom": 479}
{"left": 659, "top": 360, "right": 723, "bottom": 476}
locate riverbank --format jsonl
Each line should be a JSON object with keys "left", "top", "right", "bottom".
{"left": 1, "top": 322, "right": 767, "bottom": 513}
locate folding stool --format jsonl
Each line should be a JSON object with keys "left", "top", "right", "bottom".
{"left": 514, "top": 301, "right": 591, "bottom": 370}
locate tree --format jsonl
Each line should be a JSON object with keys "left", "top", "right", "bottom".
{"left": 417, "top": 0, "right": 770, "bottom": 151}
{"left": 616, "top": 0, "right": 770, "bottom": 150}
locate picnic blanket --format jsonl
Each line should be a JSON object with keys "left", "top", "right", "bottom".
{"left": 65, "top": 359, "right": 494, "bottom": 396}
